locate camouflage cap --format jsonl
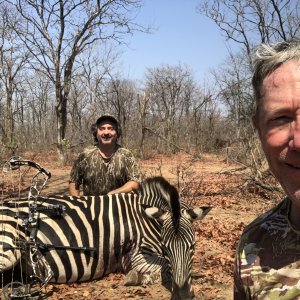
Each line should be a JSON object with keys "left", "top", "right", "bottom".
{"left": 96, "top": 114, "right": 119, "bottom": 127}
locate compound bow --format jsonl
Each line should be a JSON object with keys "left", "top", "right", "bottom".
{"left": 1, "top": 156, "right": 54, "bottom": 299}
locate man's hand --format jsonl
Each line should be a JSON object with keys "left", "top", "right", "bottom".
{"left": 69, "top": 182, "right": 80, "bottom": 196}
{"left": 108, "top": 180, "right": 139, "bottom": 195}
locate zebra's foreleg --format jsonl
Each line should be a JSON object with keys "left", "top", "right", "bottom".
{"left": 124, "top": 269, "right": 162, "bottom": 286}
{"left": 124, "top": 269, "right": 146, "bottom": 285}
{"left": 123, "top": 252, "right": 168, "bottom": 286}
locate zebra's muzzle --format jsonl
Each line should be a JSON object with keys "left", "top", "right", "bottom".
{"left": 171, "top": 281, "right": 195, "bottom": 300}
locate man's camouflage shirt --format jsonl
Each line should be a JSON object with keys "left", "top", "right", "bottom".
{"left": 234, "top": 197, "right": 300, "bottom": 299}
{"left": 69, "top": 145, "right": 142, "bottom": 195}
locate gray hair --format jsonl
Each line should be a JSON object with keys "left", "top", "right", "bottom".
{"left": 252, "top": 39, "right": 300, "bottom": 103}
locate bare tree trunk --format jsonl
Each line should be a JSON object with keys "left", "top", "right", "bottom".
{"left": 138, "top": 93, "right": 149, "bottom": 158}
{"left": 5, "top": 90, "right": 14, "bottom": 147}
{"left": 56, "top": 96, "right": 68, "bottom": 164}
{"left": 56, "top": 58, "right": 73, "bottom": 164}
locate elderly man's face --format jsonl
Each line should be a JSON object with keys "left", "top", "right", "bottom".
{"left": 254, "top": 61, "right": 300, "bottom": 209}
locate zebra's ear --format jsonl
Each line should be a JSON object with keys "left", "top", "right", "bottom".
{"left": 144, "top": 207, "right": 169, "bottom": 224}
{"left": 183, "top": 206, "right": 212, "bottom": 222}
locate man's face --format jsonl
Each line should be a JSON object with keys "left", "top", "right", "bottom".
{"left": 255, "top": 61, "right": 300, "bottom": 206}
{"left": 97, "top": 121, "right": 118, "bottom": 146}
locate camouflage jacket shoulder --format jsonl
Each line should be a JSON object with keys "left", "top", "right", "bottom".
{"left": 234, "top": 197, "right": 300, "bottom": 299}
{"left": 242, "top": 198, "right": 289, "bottom": 235}
{"left": 81, "top": 145, "right": 134, "bottom": 158}
{"left": 82, "top": 145, "right": 98, "bottom": 155}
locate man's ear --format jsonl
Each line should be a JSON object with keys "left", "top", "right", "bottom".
{"left": 252, "top": 103, "right": 260, "bottom": 130}
{"left": 252, "top": 113, "right": 263, "bottom": 140}
{"left": 252, "top": 104, "right": 261, "bottom": 130}
{"left": 252, "top": 115, "right": 258, "bottom": 129}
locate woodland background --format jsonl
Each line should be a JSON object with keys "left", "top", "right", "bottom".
{"left": 0, "top": 0, "right": 299, "bottom": 172}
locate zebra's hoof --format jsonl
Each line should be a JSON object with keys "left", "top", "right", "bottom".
{"left": 124, "top": 270, "right": 143, "bottom": 286}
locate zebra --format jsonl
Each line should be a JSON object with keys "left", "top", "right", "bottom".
{"left": 1, "top": 173, "right": 211, "bottom": 299}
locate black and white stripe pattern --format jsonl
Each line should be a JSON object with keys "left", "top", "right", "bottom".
{"left": 0, "top": 176, "right": 211, "bottom": 299}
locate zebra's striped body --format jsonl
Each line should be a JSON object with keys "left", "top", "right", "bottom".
{"left": 1, "top": 177, "right": 211, "bottom": 300}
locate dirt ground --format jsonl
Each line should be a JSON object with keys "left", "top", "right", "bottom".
{"left": 0, "top": 151, "right": 284, "bottom": 300}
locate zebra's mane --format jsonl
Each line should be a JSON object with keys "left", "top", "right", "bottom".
{"left": 138, "top": 176, "right": 181, "bottom": 226}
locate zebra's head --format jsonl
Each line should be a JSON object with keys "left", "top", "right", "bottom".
{"left": 143, "top": 178, "right": 211, "bottom": 300}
